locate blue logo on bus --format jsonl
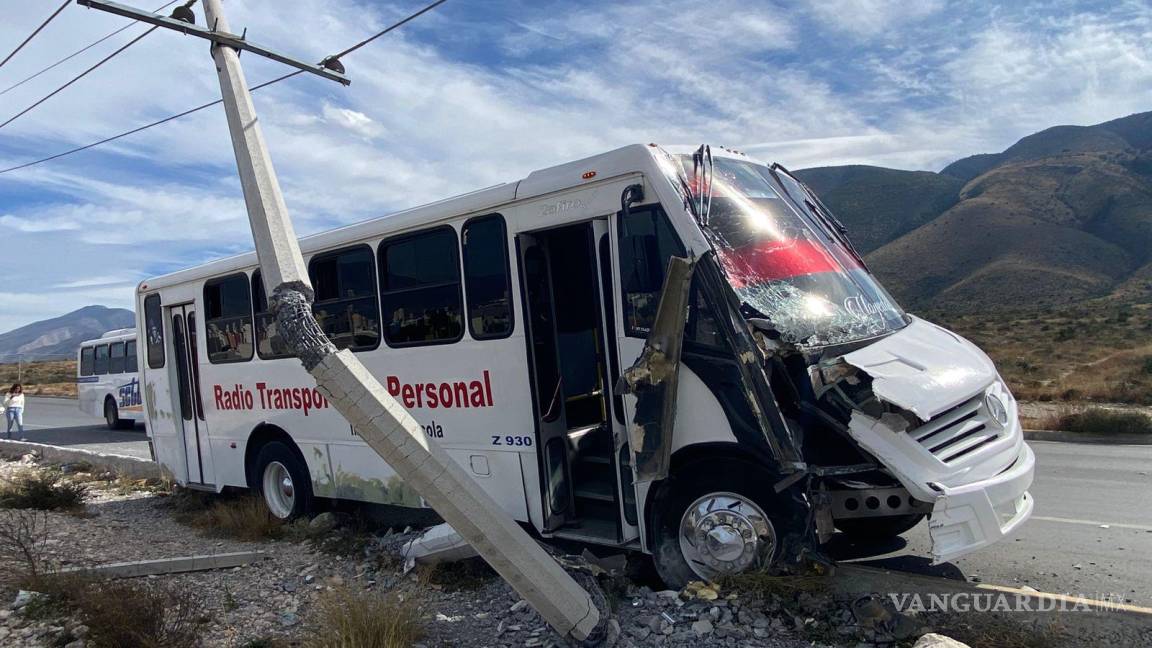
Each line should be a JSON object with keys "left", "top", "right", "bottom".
{"left": 118, "top": 379, "right": 142, "bottom": 408}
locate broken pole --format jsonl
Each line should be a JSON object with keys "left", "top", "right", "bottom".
{"left": 196, "top": 0, "right": 601, "bottom": 640}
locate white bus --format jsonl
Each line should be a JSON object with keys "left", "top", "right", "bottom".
{"left": 137, "top": 144, "right": 1034, "bottom": 586}
{"left": 77, "top": 329, "right": 143, "bottom": 429}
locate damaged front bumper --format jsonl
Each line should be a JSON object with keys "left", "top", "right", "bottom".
{"left": 837, "top": 318, "right": 1036, "bottom": 564}
{"left": 926, "top": 441, "right": 1034, "bottom": 563}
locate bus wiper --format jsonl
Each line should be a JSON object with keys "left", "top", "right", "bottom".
{"left": 691, "top": 144, "right": 714, "bottom": 227}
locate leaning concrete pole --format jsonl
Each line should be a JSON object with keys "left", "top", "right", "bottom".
{"left": 200, "top": 0, "right": 600, "bottom": 640}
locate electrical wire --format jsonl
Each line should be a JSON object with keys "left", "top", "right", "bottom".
{"left": 0, "top": 0, "right": 448, "bottom": 175}
{"left": 0, "top": 0, "right": 180, "bottom": 98}
{"left": 0, "top": 70, "right": 301, "bottom": 174}
{"left": 0, "top": 0, "right": 72, "bottom": 71}
{"left": 0, "top": 26, "right": 160, "bottom": 131}
{"left": 329, "top": 0, "right": 447, "bottom": 59}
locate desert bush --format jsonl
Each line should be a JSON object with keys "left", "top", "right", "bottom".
{"left": 0, "top": 508, "right": 51, "bottom": 586}
{"left": 74, "top": 580, "right": 204, "bottom": 648}
{"left": 0, "top": 470, "right": 88, "bottom": 511}
{"left": 1057, "top": 408, "right": 1152, "bottom": 435}
{"left": 171, "top": 492, "right": 283, "bottom": 541}
{"left": 304, "top": 587, "right": 422, "bottom": 648}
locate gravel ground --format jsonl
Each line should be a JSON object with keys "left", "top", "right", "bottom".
{"left": 0, "top": 452, "right": 959, "bottom": 648}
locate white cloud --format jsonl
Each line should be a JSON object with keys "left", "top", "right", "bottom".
{"left": 0, "top": 0, "right": 1150, "bottom": 332}
{"left": 805, "top": 0, "right": 945, "bottom": 38}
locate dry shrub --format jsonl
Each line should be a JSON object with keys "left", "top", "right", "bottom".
{"left": 0, "top": 508, "right": 51, "bottom": 587}
{"left": 172, "top": 493, "right": 284, "bottom": 541}
{"left": 73, "top": 580, "right": 204, "bottom": 648}
{"left": 304, "top": 587, "right": 422, "bottom": 648}
{"left": 1057, "top": 408, "right": 1152, "bottom": 435}
{"left": 0, "top": 470, "right": 88, "bottom": 511}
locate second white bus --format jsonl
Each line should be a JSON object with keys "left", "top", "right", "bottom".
{"left": 77, "top": 329, "right": 143, "bottom": 429}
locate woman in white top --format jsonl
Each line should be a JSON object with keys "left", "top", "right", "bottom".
{"left": 4, "top": 384, "right": 25, "bottom": 438}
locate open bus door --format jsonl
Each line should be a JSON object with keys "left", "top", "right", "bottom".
{"left": 168, "top": 304, "right": 215, "bottom": 486}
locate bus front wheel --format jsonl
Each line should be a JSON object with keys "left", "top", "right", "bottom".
{"left": 651, "top": 467, "right": 784, "bottom": 589}
{"left": 255, "top": 441, "right": 313, "bottom": 520}
{"left": 104, "top": 399, "right": 122, "bottom": 430}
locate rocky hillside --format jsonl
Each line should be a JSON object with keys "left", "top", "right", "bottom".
{"left": 798, "top": 111, "right": 1152, "bottom": 312}
{"left": 0, "top": 306, "right": 135, "bottom": 360}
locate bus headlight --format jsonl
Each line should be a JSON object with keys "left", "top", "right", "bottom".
{"left": 985, "top": 392, "right": 1009, "bottom": 426}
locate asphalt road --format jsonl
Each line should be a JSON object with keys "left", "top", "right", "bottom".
{"left": 14, "top": 397, "right": 1152, "bottom": 604}
{"left": 6, "top": 396, "right": 152, "bottom": 460}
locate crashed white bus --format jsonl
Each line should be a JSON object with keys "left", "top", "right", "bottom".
{"left": 77, "top": 329, "right": 143, "bottom": 429}
{"left": 137, "top": 144, "right": 1034, "bottom": 586}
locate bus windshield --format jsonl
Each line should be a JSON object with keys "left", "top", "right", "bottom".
{"left": 678, "top": 154, "right": 907, "bottom": 347}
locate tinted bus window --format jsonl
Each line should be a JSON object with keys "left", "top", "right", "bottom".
{"left": 93, "top": 345, "right": 110, "bottom": 375}
{"left": 80, "top": 347, "right": 95, "bottom": 376}
{"left": 379, "top": 227, "right": 463, "bottom": 346}
{"left": 125, "top": 340, "right": 138, "bottom": 373}
{"left": 252, "top": 271, "right": 293, "bottom": 360}
{"left": 462, "top": 215, "right": 512, "bottom": 340}
{"left": 309, "top": 246, "right": 380, "bottom": 351}
{"left": 204, "top": 273, "right": 254, "bottom": 364}
{"left": 144, "top": 294, "right": 165, "bottom": 369}
{"left": 618, "top": 206, "right": 685, "bottom": 337}
{"left": 109, "top": 342, "right": 126, "bottom": 374}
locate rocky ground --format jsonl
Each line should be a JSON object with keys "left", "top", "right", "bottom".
{"left": 0, "top": 453, "right": 1003, "bottom": 647}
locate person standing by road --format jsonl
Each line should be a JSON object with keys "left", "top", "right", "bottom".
{"left": 3, "top": 384, "right": 24, "bottom": 438}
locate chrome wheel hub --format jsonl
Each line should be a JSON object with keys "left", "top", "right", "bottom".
{"left": 679, "top": 492, "right": 775, "bottom": 581}
{"left": 262, "top": 461, "right": 295, "bottom": 519}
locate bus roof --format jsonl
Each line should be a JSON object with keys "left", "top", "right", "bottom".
{"left": 80, "top": 329, "right": 136, "bottom": 346}
{"left": 138, "top": 144, "right": 665, "bottom": 293}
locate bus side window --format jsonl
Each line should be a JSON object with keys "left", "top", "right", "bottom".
{"left": 144, "top": 294, "right": 165, "bottom": 369}
{"left": 80, "top": 347, "right": 95, "bottom": 376}
{"left": 462, "top": 214, "right": 513, "bottom": 340}
{"left": 93, "top": 345, "right": 110, "bottom": 375}
{"left": 252, "top": 270, "right": 294, "bottom": 359}
{"left": 204, "top": 273, "right": 255, "bottom": 364}
{"left": 109, "top": 342, "right": 126, "bottom": 374}
{"left": 310, "top": 245, "right": 381, "bottom": 352}
{"left": 379, "top": 227, "right": 464, "bottom": 347}
{"left": 125, "top": 341, "right": 138, "bottom": 373}
{"left": 617, "top": 206, "right": 686, "bottom": 337}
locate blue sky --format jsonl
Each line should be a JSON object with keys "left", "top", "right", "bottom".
{"left": 0, "top": 0, "right": 1150, "bottom": 332}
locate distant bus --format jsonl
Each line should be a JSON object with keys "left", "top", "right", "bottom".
{"left": 77, "top": 329, "right": 142, "bottom": 429}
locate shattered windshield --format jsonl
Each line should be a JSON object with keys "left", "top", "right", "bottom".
{"left": 677, "top": 154, "right": 907, "bottom": 347}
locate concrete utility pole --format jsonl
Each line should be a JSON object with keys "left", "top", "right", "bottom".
{"left": 77, "top": 0, "right": 601, "bottom": 640}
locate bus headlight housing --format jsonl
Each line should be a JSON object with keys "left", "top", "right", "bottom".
{"left": 985, "top": 391, "right": 1009, "bottom": 426}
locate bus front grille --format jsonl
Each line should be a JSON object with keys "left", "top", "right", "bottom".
{"left": 911, "top": 394, "right": 999, "bottom": 465}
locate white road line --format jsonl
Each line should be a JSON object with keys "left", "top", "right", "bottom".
{"left": 1032, "top": 515, "right": 1152, "bottom": 532}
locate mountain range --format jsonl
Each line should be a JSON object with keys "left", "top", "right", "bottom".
{"left": 797, "top": 111, "right": 1152, "bottom": 313}
{"left": 0, "top": 306, "right": 135, "bottom": 361}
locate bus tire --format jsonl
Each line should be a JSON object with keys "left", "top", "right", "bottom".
{"left": 254, "top": 441, "right": 313, "bottom": 520}
{"left": 651, "top": 467, "right": 784, "bottom": 589}
{"left": 104, "top": 399, "right": 121, "bottom": 430}
{"left": 835, "top": 514, "right": 924, "bottom": 540}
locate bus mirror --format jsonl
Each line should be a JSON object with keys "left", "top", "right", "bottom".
{"left": 620, "top": 184, "right": 644, "bottom": 221}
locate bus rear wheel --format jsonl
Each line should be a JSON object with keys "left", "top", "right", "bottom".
{"left": 651, "top": 467, "right": 783, "bottom": 589}
{"left": 104, "top": 399, "right": 122, "bottom": 430}
{"left": 255, "top": 441, "right": 313, "bottom": 520}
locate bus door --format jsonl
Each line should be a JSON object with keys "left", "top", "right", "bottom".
{"left": 518, "top": 219, "right": 629, "bottom": 544}
{"left": 168, "top": 304, "right": 214, "bottom": 486}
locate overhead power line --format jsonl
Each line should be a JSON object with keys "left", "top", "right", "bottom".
{"left": 0, "top": 26, "right": 160, "bottom": 131}
{"left": 0, "top": 0, "right": 180, "bottom": 98}
{"left": 0, "top": 0, "right": 72, "bottom": 71}
{"left": 0, "top": 0, "right": 448, "bottom": 176}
